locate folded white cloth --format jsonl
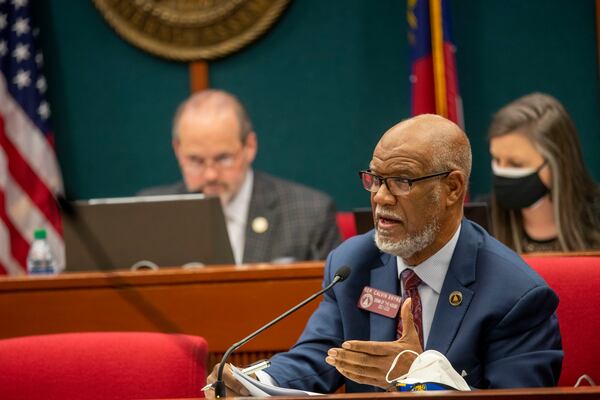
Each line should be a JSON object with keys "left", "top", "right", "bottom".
{"left": 386, "top": 349, "right": 471, "bottom": 391}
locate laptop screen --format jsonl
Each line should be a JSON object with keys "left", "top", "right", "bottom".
{"left": 61, "top": 194, "right": 234, "bottom": 271}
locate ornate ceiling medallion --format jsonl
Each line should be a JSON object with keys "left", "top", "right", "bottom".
{"left": 93, "top": 0, "right": 290, "bottom": 61}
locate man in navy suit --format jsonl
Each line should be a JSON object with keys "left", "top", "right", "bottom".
{"left": 206, "top": 114, "right": 562, "bottom": 396}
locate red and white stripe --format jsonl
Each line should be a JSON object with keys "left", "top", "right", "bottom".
{"left": 0, "top": 73, "right": 64, "bottom": 275}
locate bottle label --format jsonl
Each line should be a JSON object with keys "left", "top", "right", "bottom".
{"left": 28, "top": 260, "right": 56, "bottom": 275}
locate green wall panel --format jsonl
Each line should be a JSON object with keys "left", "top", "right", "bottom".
{"left": 33, "top": 0, "right": 600, "bottom": 211}
{"left": 209, "top": 0, "right": 407, "bottom": 210}
{"left": 33, "top": 1, "right": 189, "bottom": 200}
{"left": 453, "top": 0, "right": 600, "bottom": 198}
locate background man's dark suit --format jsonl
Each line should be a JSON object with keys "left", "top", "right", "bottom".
{"left": 139, "top": 171, "right": 341, "bottom": 263}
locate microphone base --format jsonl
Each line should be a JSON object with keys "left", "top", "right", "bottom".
{"left": 214, "top": 381, "right": 227, "bottom": 398}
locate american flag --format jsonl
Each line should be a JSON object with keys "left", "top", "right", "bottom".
{"left": 0, "top": 0, "right": 64, "bottom": 275}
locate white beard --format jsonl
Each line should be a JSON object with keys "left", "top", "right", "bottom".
{"left": 373, "top": 186, "right": 442, "bottom": 259}
{"left": 374, "top": 217, "right": 440, "bottom": 259}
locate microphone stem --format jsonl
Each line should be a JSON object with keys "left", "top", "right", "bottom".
{"left": 214, "top": 275, "right": 341, "bottom": 398}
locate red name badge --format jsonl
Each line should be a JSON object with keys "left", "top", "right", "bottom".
{"left": 357, "top": 286, "right": 402, "bottom": 318}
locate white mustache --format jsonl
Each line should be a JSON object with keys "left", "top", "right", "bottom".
{"left": 375, "top": 207, "right": 402, "bottom": 221}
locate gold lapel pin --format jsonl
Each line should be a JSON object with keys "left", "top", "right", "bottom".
{"left": 252, "top": 216, "right": 269, "bottom": 234}
{"left": 449, "top": 291, "right": 463, "bottom": 306}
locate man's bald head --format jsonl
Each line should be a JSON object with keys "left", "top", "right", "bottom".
{"left": 376, "top": 114, "right": 472, "bottom": 181}
{"left": 171, "top": 89, "right": 258, "bottom": 204}
{"left": 369, "top": 114, "right": 472, "bottom": 264}
{"left": 172, "top": 89, "right": 253, "bottom": 142}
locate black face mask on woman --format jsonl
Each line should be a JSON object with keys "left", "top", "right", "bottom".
{"left": 492, "top": 161, "right": 549, "bottom": 210}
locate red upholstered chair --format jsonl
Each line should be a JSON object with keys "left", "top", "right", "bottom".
{"left": 524, "top": 255, "right": 600, "bottom": 386}
{"left": 0, "top": 332, "right": 208, "bottom": 400}
{"left": 336, "top": 212, "right": 357, "bottom": 240}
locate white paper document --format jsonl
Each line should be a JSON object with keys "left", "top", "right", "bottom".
{"left": 231, "top": 365, "right": 324, "bottom": 397}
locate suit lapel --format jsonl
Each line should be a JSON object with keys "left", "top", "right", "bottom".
{"left": 243, "top": 172, "right": 278, "bottom": 263}
{"left": 427, "top": 221, "right": 478, "bottom": 353}
{"left": 369, "top": 252, "right": 399, "bottom": 342}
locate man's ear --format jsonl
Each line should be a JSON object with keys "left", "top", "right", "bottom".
{"left": 445, "top": 171, "right": 466, "bottom": 207}
{"left": 244, "top": 132, "right": 258, "bottom": 163}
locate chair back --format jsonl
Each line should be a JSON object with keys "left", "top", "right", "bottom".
{"left": 336, "top": 212, "right": 357, "bottom": 240}
{"left": 0, "top": 331, "right": 208, "bottom": 400}
{"left": 524, "top": 255, "right": 600, "bottom": 386}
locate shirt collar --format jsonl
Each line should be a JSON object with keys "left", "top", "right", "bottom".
{"left": 224, "top": 169, "right": 253, "bottom": 225}
{"left": 397, "top": 224, "right": 462, "bottom": 294}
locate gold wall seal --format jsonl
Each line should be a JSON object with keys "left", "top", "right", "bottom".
{"left": 93, "top": 0, "right": 290, "bottom": 61}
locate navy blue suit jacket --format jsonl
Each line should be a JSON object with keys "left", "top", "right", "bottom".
{"left": 266, "top": 219, "right": 563, "bottom": 392}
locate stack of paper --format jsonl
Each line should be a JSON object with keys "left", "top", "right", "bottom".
{"left": 231, "top": 366, "right": 323, "bottom": 397}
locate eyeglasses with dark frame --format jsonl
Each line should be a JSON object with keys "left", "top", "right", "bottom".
{"left": 358, "top": 170, "right": 452, "bottom": 195}
{"left": 180, "top": 147, "right": 245, "bottom": 175}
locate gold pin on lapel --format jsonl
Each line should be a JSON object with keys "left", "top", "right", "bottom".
{"left": 449, "top": 291, "right": 463, "bottom": 306}
{"left": 252, "top": 216, "right": 269, "bottom": 234}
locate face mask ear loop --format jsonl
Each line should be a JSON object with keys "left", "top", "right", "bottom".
{"left": 385, "top": 349, "right": 420, "bottom": 383}
{"left": 536, "top": 159, "right": 549, "bottom": 172}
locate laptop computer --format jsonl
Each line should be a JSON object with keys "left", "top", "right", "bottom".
{"left": 61, "top": 194, "right": 235, "bottom": 271}
{"left": 353, "top": 202, "right": 493, "bottom": 235}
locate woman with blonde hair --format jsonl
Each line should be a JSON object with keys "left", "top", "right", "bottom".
{"left": 488, "top": 92, "right": 600, "bottom": 253}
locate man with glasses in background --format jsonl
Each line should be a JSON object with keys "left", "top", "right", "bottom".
{"left": 139, "top": 89, "right": 340, "bottom": 264}
{"left": 206, "top": 113, "right": 562, "bottom": 396}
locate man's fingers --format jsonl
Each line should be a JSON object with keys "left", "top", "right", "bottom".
{"left": 206, "top": 364, "right": 219, "bottom": 386}
{"left": 398, "top": 298, "right": 418, "bottom": 342}
{"left": 326, "top": 349, "right": 385, "bottom": 382}
{"left": 325, "top": 340, "right": 422, "bottom": 388}
{"left": 204, "top": 363, "right": 249, "bottom": 397}
{"left": 340, "top": 340, "right": 398, "bottom": 356}
{"left": 328, "top": 357, "right": 381, "bottom": 378}
{"left": 325, "top": 347, "right": 399, "bottom": 390}
{"left": 223, "top": 364, "right": 250, "bottom": 396}
{"left": 326, "top": 347, "right": 376, "bottom": 368}
{"left": 335, "top": 367, "right": 389, "bottom": 389}
{"left": 343, "top": 299, "right": 420, "bottom": 352}
{"left": 325, "top": 347, "right": 392, "bottom": 378}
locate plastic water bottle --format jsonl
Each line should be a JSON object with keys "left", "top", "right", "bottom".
{"left": 27, "top": 228, "right": 57, "bottom": 275}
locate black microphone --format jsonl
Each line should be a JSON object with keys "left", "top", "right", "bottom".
{"left": 213, "top": 265, "right": 352, "bottom": 398}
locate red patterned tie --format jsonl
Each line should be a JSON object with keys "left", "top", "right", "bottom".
{"left": 396, "top": 268, "right": 424, "bottom": 348}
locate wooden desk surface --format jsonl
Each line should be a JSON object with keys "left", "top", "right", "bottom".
{"left": 0, "top": 262, "right": 326, "bottom": 367}
{"left": 1, "top": 252, "right": 596, "bottom": 371}
{"left": 234, "top": 386, "right": 600, "bottom": 399}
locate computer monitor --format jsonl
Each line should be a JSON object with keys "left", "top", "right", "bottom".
{"left": 463, "top": 202, "right": 493, "bottom": 234}
{"left": 353, "top": 207, "right": 374, "bottom": 236}
{"left": 61, "top": 194, "right": 234, "bottom": 271}
{"left": 353, "top": 202, "right": 493, "bottom": 235}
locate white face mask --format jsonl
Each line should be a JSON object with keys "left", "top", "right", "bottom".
{"left": 386, "top": 350, "right": 471, "bottom": 391}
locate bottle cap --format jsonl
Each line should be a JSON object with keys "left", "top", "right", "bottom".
{"left": 33, "top": 228, "right": 47, "bottom": 240}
